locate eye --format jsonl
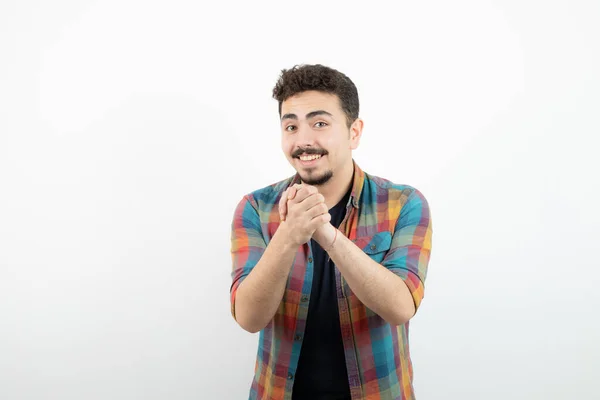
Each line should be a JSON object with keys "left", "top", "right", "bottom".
{"left": 285, "top": 125, "right": 297, "bottom": 132}
{"left": 314, "top": 121, "right": 328, "bottom": 128}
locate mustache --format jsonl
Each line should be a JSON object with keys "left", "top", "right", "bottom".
{"left": 292, "top": 148, "right": 328, "bottom": 158}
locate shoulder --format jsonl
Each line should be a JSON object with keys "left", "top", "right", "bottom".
{"left": 362, "top": 172, "right": 431, "bottom": 234}
{"left": 362, "top": 172, "right": 428, "bottom": 207}
{"left": 238, "top": 176, "right": 295, "bottom": 211}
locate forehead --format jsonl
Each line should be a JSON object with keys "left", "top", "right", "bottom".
{"left": 281, "top": 90, "right": 342, "bottom": 117}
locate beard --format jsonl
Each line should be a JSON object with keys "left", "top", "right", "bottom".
{"left": 300, "top": 169, "right": 333, "bottom": 186}
{"left": 290, "top": 147, "right": 332, "bottom": 185}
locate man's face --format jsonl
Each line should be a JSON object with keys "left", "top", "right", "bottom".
{"left": 280, "top": 90, "right": 360, "bottom": 186}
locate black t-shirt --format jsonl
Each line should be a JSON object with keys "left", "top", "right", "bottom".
{"left": 292, "top": 188, "right": 352, "bottom": 400}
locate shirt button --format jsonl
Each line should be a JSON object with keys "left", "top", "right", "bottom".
{"left": 308, "top": 257, "right": 313, "bottom": 263}
{"left": 301, "top": 295, "right": 309, "bottom": 302}
{"left": 294, "top": 334, "right": 302, "bottom": 341}
{"left": 370, "top": 244, "right": 377, "bottom": 250}
{"left": 287, "top": 372, "right": 294, "bottom": 380}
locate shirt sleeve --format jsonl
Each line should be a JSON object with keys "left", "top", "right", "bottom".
{"left": 381, "top": 188, "right": 433, "bottom": 311}
{"left": 229, "top": 194, "right": 267, "bottom": 320}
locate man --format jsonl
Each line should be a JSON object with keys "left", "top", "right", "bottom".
{"left": 230, "top": 64, "right": 432, "bottom": 400}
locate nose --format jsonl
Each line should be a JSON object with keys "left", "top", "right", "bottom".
{"left": 295, "top": 123, "right": 317, "bottom": 147}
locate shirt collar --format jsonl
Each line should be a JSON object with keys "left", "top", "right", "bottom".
{"left": 288, "top": 159, "right": 365, "bottom": 209}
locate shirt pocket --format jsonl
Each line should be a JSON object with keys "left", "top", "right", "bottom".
{"left": 352, "top": 231, "right": 393, "bottom": 264}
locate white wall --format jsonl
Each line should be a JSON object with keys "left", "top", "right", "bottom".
{"left": 1, "top": 0, "right": 598, "bottom": 399}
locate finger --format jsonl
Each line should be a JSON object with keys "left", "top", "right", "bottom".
{"left": 300, "top": 193, "right": 325, "bottom": 210}
{"left": 306, "top": 201, "right": 329, "bottom": 219}
{"left": 290, "top": 183, "right": 305, "bottom": 199}
{"left": 292, "top": 185, "right": 318, "bottom": 204}
{"left": 309, "top": 212, "right": 331, "bottom": 229}
{"left": 279, "top": 189, "right": 288, "bottom": 221}
{"left": 287, "top": 185, "right": 300, "bottom": 200}
{"left": 281, "top": 185, "right": 302, "bottom": 220}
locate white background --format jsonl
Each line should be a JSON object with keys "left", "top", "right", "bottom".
{"left": 1, "top": 0, "right": 599, "bottom": 399}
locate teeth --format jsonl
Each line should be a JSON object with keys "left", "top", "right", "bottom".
{"left": 300, "top": 154, "right": 321, "bottom": 161}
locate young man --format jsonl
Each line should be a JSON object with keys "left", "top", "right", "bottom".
{"left": 230, "top": 64, "right": 433, "bottom": 400}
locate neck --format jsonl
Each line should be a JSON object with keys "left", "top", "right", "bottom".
{"left": 315, "top": 160, "right": 354, "bottom": 209}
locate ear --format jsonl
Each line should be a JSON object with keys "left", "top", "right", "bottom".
{"left": 349, "top": 118, "right": 364, "bottom": 150}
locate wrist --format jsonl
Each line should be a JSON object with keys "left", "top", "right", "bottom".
{"left": 275, "top": 222, "right": 301, "bottom": 252}
{"left": 324, "top": 228, "right": 339, "bottom": 252}
{"left": 314, "top": 223, "right": 337, "bottom": 250}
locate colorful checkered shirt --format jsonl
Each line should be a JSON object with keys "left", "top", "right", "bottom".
{"left": 230, "top": 161, "right": 433, "bottom": 400}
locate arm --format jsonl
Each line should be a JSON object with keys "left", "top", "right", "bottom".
{"left": 313, "top": 189, "right": 432, "bottom": 325}
{"left": 233, "top": 222, "right": 298, "bottom": 333}
{"left": 314, "top": 226, "right": 416, "bottom": 325}
{"left": 230, "top": 188, "right": 330, "bottom": 333}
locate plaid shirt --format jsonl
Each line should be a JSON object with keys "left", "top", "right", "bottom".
{"left": 230, "top": 161, "right": 432, "bottom": 400}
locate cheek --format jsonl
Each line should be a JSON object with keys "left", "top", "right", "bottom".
{"left": 281, "top": 136, "right": 293, "bottom": 154}
{"left": 322, "top": 138, "right": 337, "bottom": 153}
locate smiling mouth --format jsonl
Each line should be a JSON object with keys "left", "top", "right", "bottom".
{"left": 298, "top": 154, "right": 323, "bottom": 161}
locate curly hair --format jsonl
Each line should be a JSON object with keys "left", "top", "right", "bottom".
{"left": 272, "top": 64, "right": 359, "bottom": 128}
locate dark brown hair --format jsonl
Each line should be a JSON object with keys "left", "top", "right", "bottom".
{"left": 272, "top": 64, "right": 359, "bottom": 128}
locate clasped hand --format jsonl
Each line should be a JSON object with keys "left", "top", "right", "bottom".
{"left": 278, "top": 184, "right": 335, "bottom": 247}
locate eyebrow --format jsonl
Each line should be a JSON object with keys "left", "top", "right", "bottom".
{"left": 281, "top": 110, "right": 333, "bottom": 122}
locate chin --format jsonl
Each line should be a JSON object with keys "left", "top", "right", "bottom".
{"left": 299, "top": 170, "right": 333, "bottom": 186}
